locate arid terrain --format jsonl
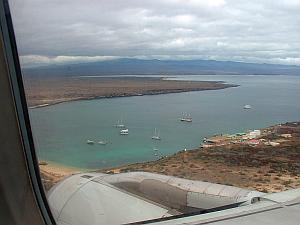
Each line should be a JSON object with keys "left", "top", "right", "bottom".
{"left": 23, "top": 76, "right": 237, "bottom": 107}
{"left": 40, "top": 122, "right": 300, "bottom": 193}
{"left": 100, "top": 122, "right": 300, "bottom": 193}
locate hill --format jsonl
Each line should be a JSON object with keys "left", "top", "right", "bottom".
{"left": 22, "top": 58, "right": 300, "bottom": 77}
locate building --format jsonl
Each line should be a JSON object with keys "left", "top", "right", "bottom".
{"left": 248, "top": 130, "right": 261, "bottom": 139}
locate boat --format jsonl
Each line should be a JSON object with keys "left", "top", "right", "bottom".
{"left": 116, "top": 123, "right": 125, "bottom": 128}
{"left": 120, "top": 129, "right": 129, "bottom": 135}
{"left": 98, "top": 140, "right": 108, "bottom": 145}
{"left": 151, "top": 128, "right": 161, "bottom": 140}
{"left": 244, "top": 105, "right": 252, "bottom": 109}
{"left": 185, "top": 117, "right": 192, "bottom": 122}
{"left": 153, "top": 147, "right": 159, "bottom": 151}
{"left": 180, "top": 113, "right": 192, "bottom": 122}
{"left": 115, "top": 118, "right": 125, "bottom": 128}
{"left": 86, "top": 140, "right": 95, "bottom": 145}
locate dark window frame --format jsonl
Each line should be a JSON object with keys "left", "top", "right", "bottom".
{"left": 0, "top": 1, "right": 55, "bottom": 224}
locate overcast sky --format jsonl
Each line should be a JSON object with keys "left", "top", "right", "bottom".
{"left": 9, "top": 0, "right": 300, "bottom": 67}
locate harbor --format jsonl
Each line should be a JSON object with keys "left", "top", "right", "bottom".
{"left": 201, "top": 123, "right": 295, "bottom": 148}
{"left": 29, "top": 75, "right": 300, "bottom": 169}
{"left": 40, "top": 122, "right": 300, "bottom": 193}
{"left": 100, "top": 122, "right": 300, "bottom": 193}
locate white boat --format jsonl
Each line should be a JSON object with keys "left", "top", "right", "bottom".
{"left": 180, "top": 113, "right": 192, "bottom": 122}
{"left": 86, "top": 140, "right": 95, "bottom": 145}
{"left": 120, "top": 129, "right": 129, "bottom": 135}
{"left": 151, "top": 128, "right": 161, "bottom": 140}
{"left": 185, "top": 117, "right": 192, "bottom": 122}
{"left": 98, "top": 140, "right": 108, "bottom": 145}
{"left": 244, "top": 105, "right": 252, "bottom": 109}
{"left": 116, "top": 124, "right": 125, "bottom": 128}
{"left": 115, "top": 118, "right": 125, "bottom": 128}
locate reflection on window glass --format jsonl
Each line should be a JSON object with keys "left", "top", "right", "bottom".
{"left": 10, "top": 0, "right": 300, "bottom": 224}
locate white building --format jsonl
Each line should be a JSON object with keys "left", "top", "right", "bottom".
{"left": 248, "top": 130, "right": 261, "bottom": 139}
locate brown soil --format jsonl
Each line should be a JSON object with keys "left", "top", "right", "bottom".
{"left": 100, "top": 122, "right": 300, "bottom": 193}
{"left": 23, "top": 76, "right": 237, "bottom": 107}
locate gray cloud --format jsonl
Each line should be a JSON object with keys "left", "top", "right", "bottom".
{"left": 9, "top": 0, "right": 300, "bottom": 67}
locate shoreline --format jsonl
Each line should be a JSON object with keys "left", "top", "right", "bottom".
{"left": 39, "top": 160, "right": 84, "bottom": 175}
{"left": 97, "top": 122, "right": 300, "bottom": 193}
{"left": 40, "top": 122, "right": 300, "bottom": 193}
{"left": 29, "top": 85, "right": 237, "bottom": 109}
{"left": 24, "top": 76, "right": 238, "bottom": 109}
{"left": 39, "top": 161, "right": 84, "bottom": 190}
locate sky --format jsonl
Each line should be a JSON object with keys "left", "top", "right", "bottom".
{"left": 9, "top": 0, "right": 300, "bottom": 67}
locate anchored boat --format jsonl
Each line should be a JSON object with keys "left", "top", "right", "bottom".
{"left": 151, "top": 128, "right": 161, "bottom": 140}
{"left": 86, "top": 140, "right": 95, "bottom": 145}
{"left": 98, "top": 140, "right": 108, "bottom": 145}
{"left": 115, "top": 117, "right": 125, "bottom": 128}
{"left": 120, "top": 128, "right": 129, "bottom": 135}
{"left": 180, "top": 113, "right": 192, "bottom": 122}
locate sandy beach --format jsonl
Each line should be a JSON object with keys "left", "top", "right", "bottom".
{"left": 39, "top": 161, "right": 82, "bottom": 190}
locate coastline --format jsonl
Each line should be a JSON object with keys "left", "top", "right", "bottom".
{"left": 40, "top": 122, "right": 300, "bottom": 193}
{"left": 29, "top": 85, "right": 236, "bottom": 109}
{"left": 24, "top": 76, "right": 238, "bottom": 109}
{"left": 98, "top": 122, "right": 300, "bottom": 193}
{"left": 39, "top": 161, "right": 84, "bottom": 190}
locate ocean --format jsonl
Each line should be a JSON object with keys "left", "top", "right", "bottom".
{"left": 29, "top": 75, "right": 300, "bottom": 169}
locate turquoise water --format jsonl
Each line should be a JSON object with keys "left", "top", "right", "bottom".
{"left": 29, "top": 75, "right": 300, "bottom": 169}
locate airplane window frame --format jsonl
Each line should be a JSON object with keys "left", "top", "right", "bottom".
{"left": 0, "top": 1, "right": 55, "bottom": 224}
{"left": 3, "top": 0, "right": 300, "bottom": 224}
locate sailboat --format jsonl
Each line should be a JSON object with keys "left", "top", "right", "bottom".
{"left": 115, "top": 118, "right": 125, "bottom": 128}
{"left": 185, "top": 114, "right": 192, "bottom": 122}
{"left": 180, "top": 113, "right": 192, "bottom": 122}
{"left": 151, "top": 128, "right": 161, "bottom": 140}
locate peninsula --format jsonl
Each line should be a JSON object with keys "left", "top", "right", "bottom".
{"left": 24, "top": 76, "right": 237, "bottom": 108}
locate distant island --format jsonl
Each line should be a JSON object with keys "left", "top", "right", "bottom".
{"left": 23, "top": 58, "right": 300, "bottom": 77}
{"left": 24, "top": 76, "right": 238, "bottom": 108}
